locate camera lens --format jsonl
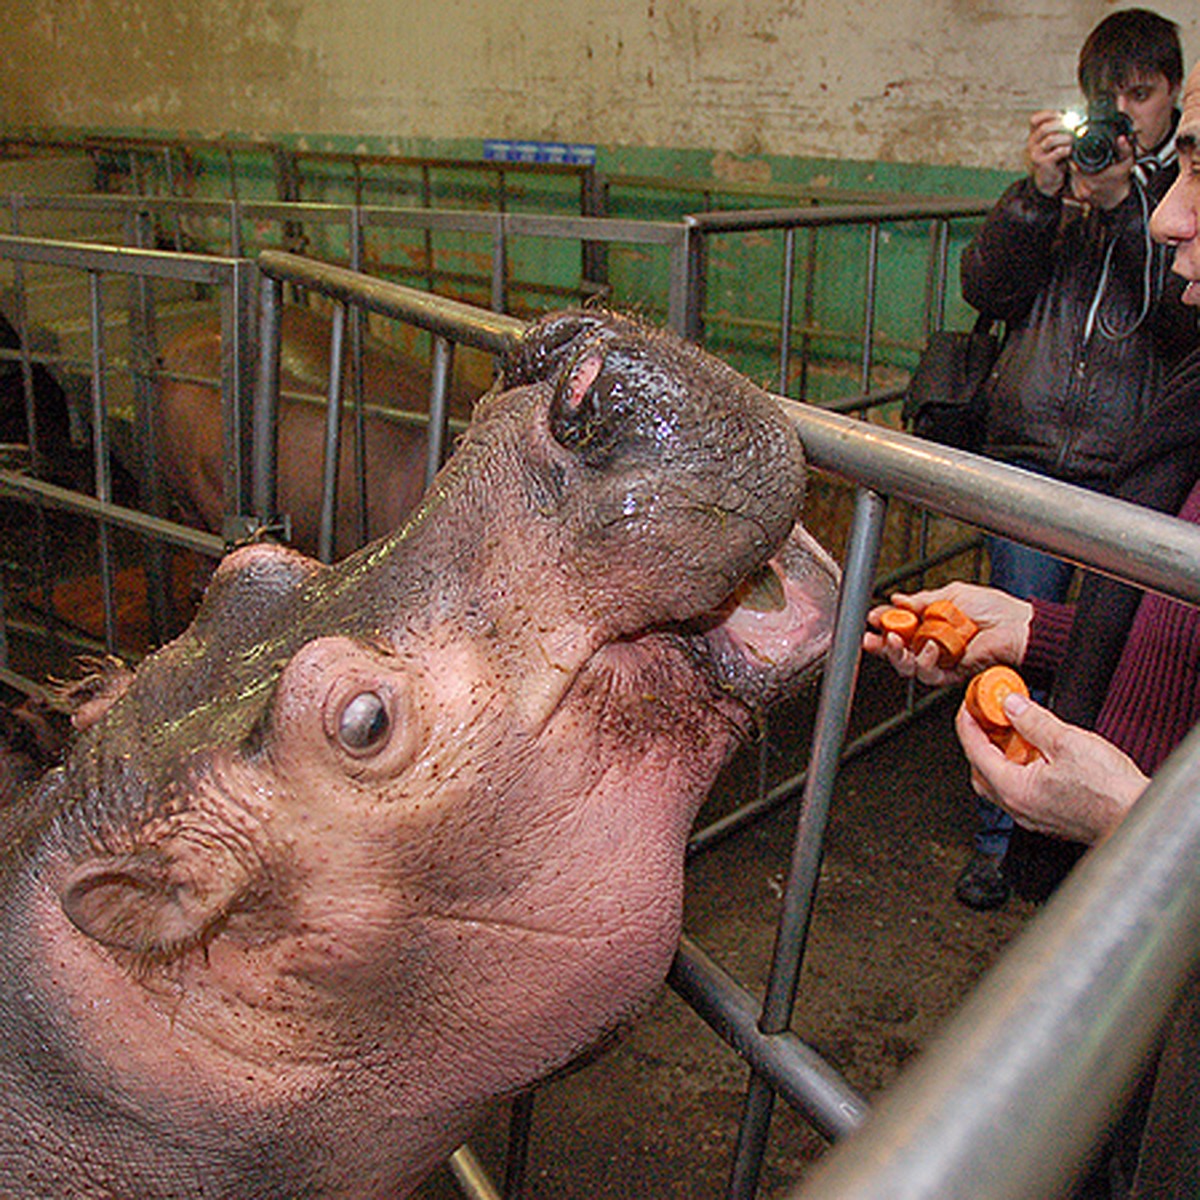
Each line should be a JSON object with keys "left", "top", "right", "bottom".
{"left": 1070, "top": 99, "right": 1132, "bottom": 174}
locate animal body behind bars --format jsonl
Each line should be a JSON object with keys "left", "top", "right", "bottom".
{"left": 158, "top": 304, "right": 473, "bottom": 558}
{"left": 0, "top": 309, "right": 839, "bottom": 1199}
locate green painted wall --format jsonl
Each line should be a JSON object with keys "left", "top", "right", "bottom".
{"left": 60, "top": 121, "right": 1019, "bottom": 404}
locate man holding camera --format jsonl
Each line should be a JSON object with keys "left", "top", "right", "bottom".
{"left": 952, "top": 8, "right": 1197, "bottom": 911}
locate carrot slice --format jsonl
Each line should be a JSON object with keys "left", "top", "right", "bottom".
{"left": 912, "top": 618, "right": 968, "bottom": 667}
{"left": 923, "top": 599, "right": 979, "bottom": 643}
{"left": 877, "top": 607, "right": 919, "bottom": 643}
{"left": 964, "top": 665, "right": 1029, "bottom": 731}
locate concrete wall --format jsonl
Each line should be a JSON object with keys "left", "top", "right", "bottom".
{"left": 1, "top": 1, "right": 1197, "bottom": 175}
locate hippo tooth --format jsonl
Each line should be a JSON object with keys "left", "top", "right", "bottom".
{"left": 731, "top": 563, "right": 787, "bottom": 613}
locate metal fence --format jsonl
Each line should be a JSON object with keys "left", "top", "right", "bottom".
{"left": 0, "top": 233, "right": 254, "bottom": 686}
{"left": 0, "top": 241, "right": 1179, "bottom": 1200}
{"left": 1, "top": 190, "right": 692, "bottom": 334}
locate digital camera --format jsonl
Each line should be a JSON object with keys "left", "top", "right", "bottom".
{"left": 1070, "top": 96, "right": 1134, "bottom": 174}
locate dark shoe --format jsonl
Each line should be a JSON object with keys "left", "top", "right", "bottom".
{"left": 954, "top": 851, "right": 1010, "bottom": 911}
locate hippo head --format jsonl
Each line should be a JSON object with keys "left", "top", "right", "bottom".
{"left": 5, "top": 311, "right": 839, "bottom": 1199}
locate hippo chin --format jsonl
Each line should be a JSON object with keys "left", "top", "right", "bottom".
{"left": 0, "top": 309, "right": 839, "bottom": 1199}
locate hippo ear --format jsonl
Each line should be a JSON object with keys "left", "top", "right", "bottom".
{"left": 60, "top": 834, "right": 252, "bottom": 960}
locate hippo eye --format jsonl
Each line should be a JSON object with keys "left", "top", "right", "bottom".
{"left": 337, "top": 691, "right": 390, "bottom": 755}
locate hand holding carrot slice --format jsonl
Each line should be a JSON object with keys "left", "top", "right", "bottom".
{"left": 963, "top": 665, "right": 1043, "bottom": 763}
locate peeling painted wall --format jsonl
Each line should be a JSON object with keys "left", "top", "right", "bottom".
{"left": 0, "top": 1, "right": 1196, "bottom": 173}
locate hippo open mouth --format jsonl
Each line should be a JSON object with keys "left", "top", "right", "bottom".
{"left": 689, "top": 528, "right": 840, "bottom": 707}
{"left": 495, "top": 308, "right": 839, "bottom": 730}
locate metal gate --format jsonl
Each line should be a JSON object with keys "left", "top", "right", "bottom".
{"left": 1, "top": 238, "right": 1198, "bottom": 1200}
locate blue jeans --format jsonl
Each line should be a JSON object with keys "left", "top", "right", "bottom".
{"left": 971, "top": 533, "right": 1076, "bottom": 859}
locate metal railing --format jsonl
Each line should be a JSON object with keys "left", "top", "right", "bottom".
{"left": 0, "top": 236, "right": 1196, "bottom": 1198}
{"left": 681, "top": 198, "right": 992, "bottom": 397}
{"left": 775, "top": 412, "right": 1200, "bottom": 1200}
{"left": 0, "top": 233, "right": 253, "bottom": 668}
{"left": 1, "top": 191, "right": 693, "bottom": 333}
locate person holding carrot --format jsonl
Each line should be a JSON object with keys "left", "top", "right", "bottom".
{"left": 868, "top": 53, "right": 1200, "bottom": 870}
{"left": 951, "top": 9, "right": 1195, "bottom": 910}
{"left": 867, "top": 66, "right": 1200, "bottom": 1196}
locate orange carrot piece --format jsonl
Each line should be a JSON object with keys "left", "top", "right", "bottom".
{"left": 964, "top": 665, "right": 1030, "bottom": 731}
{"left": 912, "top": 618, "right": 968, "bottom": 667}
{"left": 923, "top": 598, "right": 980, "bottom": 643}
{"left": 878, "top": 607, "right": 919, "bottom": 643}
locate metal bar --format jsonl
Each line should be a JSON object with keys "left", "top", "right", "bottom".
{"left": 349, "top": 207, "right": 369, "bottom": 549}
{"left": 685, "top": 198, "right": 992, "bottom": 234}
{"left": 859, "top": 224, "right": 880, "bottom": 393}
{"left": 421, "top": 165, "right": 435, "bottom": 294}
{"left": 257, "top": 249, "right": 523, "bottom": 354}
{"left": 778, "top": 400, "right": 1200, "bottom": 606}
{"left": 125, "top": 206, "right": 172, "bottom": 643}
{"left": 799, "top": 225, "right": 819, "bottom": 400}
{"left": 492, "top": 214, "right": 507, "bottom": 314}
{"left": 251, "top": 276, "right": 284, "bottom": 535}
{"left": 219, "top": 271, "right": 249, "bottom": 533}
{"left": 503, "top": 1093, "right": 535, "bottom": 1200}
{"left": 0, "top": 470, "right": 224, "bottom": 556}
{"left": 447, "top": 1147, "right": 502, "bottom": 1200}
{"left": 426, "top": 335, "right": 454, "bottom": 493}
{"left": 317, "top": 303, "right": 347, "bottom": 564}
{"left": 229, "top": 198, "right": 244, "bottom": 259}
{"left": 671, "top": 937, "right": 867, "bottom": 1142}
{"left": 778, "top": 227, "right": 797, "bottom": 396}
{"left": 728, "top": 487, "right": 889, "bottom": 1198}
{"left": 928, "top": 219, "right": 950, "bottom": 335}
{"left": 84, "top": 271, "right": 119, "bottom": 652}
{"left": 664, "top": 227, "right": 690, "bottom": 338}
{"left": 683, "top": 219, "right": 708, "bottom": 344}
{"left": 0, "top": 231, "right": 242, "bottom": 283}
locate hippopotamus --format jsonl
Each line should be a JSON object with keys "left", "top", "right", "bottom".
{"left": 158, "top": 304, "right": 474, "bottom": 558}
{"left": 0, "top": 309, "right": 840, "bottom": 1199}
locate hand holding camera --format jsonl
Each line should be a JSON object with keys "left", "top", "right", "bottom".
{"left": 1026, "top": 99, "right": 1135, "bottom": 209}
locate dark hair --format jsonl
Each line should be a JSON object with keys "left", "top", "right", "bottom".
{"left": 1077, "top": 8, "right": 1183, "bottom": 97}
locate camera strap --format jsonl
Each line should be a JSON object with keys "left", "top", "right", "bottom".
{"left": 1083, "top": 179, "right": 1154, "bottom": 343}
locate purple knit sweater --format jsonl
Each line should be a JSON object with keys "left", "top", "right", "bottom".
{"left": 1025, "top": 479, "right": 1200, "bottom": 775}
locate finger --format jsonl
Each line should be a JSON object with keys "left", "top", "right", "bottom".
{"left": 956, "top": 705, "right": 1022, "bottom": 798}
{"left": 1003, "top": 693, "right": 1063, "bottom": 754}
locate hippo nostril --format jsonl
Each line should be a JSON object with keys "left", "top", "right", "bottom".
{"left": 503, "top": 311, "right": 605, "bottom": 388}
{"left": 337, "top": 691, "right": 390, "bottom": 756}
{"left": 550, "top": 350, "right": 612, "bottom": 455}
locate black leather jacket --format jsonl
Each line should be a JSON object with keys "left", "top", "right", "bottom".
{"left": 961, "top": 168, "right": 1197, "bottom": 488}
